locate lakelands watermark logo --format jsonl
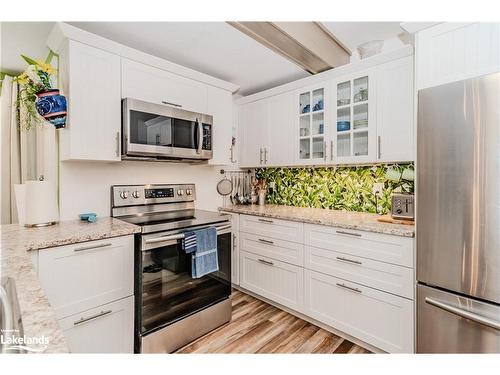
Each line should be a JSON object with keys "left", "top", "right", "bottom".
{"left": 1, "top": 329, "right": 49, "bottom": 353}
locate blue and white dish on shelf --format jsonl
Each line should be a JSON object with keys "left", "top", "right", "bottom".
{"left": 313, "top": 99, "right": 324, "bottom": 111}
{"left": 301, "top": 104, "right": 310, "bottom": 114}
{"left": 337, "top": 121, "right": 350, "bottom": 132}
{"left": 319, "top": 123, "right": 324, "bottom": 134}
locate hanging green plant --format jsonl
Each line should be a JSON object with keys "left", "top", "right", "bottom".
{"left": 13, "top": 53, "right": 67, "bottom": 131}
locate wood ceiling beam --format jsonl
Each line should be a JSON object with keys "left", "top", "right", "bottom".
{"left": 228, "top": 21, "right": 351, "bottom": 74}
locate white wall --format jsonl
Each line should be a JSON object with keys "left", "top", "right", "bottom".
{"left": 58, "top": 161, "right": 227, "bottom": 220}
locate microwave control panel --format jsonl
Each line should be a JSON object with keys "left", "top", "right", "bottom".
{"left": 202, "top": 124, "right": 212, "bottom": 150}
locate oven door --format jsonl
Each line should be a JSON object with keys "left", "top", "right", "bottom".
{"left": 123, "top": 98, "right": 213, "bottom": 160}
{"left": 137, "top": 222, "right": 231, "bottom": 337}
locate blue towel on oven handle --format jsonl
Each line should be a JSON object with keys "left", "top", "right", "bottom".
{"left": 182, "top": 226, "right": 219, "bottom": 278}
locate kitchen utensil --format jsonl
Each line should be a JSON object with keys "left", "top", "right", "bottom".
{"left": 217, "top": 173, "right": 233, "bottom": 207}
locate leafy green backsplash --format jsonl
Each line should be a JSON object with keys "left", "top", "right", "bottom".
{"left": 255, "top": 164, "right": 414, "bottom": 214}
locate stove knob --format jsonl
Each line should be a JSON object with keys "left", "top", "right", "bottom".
{"left": 186, "top": 189, "right": 192, "bottom": 196}
{"left": 120, "top": 191, "right": 129, "bottom": 199}
{"left": 132, "top": 190, "right": 140, "bottom": 199}
{"left": 177, "top": 189, "right": 184, "bottom": 196}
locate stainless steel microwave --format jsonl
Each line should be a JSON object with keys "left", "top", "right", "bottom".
{"left": 122, "top": 98, "right": 213, "bottom": 161}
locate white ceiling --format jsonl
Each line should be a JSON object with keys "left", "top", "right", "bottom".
{"left": 2, "top": 22, "right": 405, "bottom": 96}
{"left": 322, "top": 22, "right": 404, "bottom": 55}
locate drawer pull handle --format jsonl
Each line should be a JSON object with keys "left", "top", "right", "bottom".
{"left": 74, "top": 309, "right": 112, "bottom": 326}
{"left": 258, "top": 238, "right": 274, "bottom": 245}
{"left": 335, "top": 230, "right": 362, "bottom": 237}
{"left": 336, "top": 283, "right": 362, "bottom": 294}
{"left": 258, "top": 218, "right": 274, "bottom": 224}
{"left": 74, "top": 242, "right": 113, "bottom": 252}
{"left": 336, "top": 256, "right": 362, "bottom": 265}
{"left": 258, "top": 259, "right": 274, "bottom": 266}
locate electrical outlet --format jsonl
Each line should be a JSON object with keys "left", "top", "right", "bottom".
{"left": 372, "top": 183, "right": 384, "bottom": 197}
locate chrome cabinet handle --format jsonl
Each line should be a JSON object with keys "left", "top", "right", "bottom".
{"left": 425, "top": 297, "right": 500, "bottom": 331}
{"left": 258, "top": 238, "right": 274, "bottom": 245}
{"left": 258, "top": 218, "right": 274, "bottom": 224}
{"left": 330, "top": 140, "right": 334, "bottom": 161}
{"left": 74, "top": 309, "right": 112, "bottom": 326}
{"left": 196, "top": 118, "right": 203, "bottom": 154}
{"left": 74, "top": 242, "right": 112, "bottom": 253}
{"left": 323, "top": 141, "right": 327, "bottom": 161}
{"left": 378, "top": 136, "right": 381, "bottom": 159}
{"left": 336, "top": 283, "right": 362, "bottom": 294}
{"left": 115, "top": 132, "right": 120, "bottom": 157}
{"left": 336, "top": 230, "right": 362, "bottom": 237}
{"left": 336, "top": 256, "right": 362, "bottom": 265}
{"left": 259, "top": 148, "right": 263, "bottom": 164}
{"left": 161, "top": 101, "right": 182, "bottom": 108}
{"left": 258, "top": 259, "right": 274, "bottom": 266}
{"left": 230, "top": 145, "right": 236, "bottom": 163}
{"left": 264, "top": 148, "right": 268, "bottom": 164}
{"left": 232, "top": 234, "right": 237, "bottom": 250}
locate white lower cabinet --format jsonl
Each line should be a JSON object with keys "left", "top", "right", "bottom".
{"left": 234, "top": 214, "right": 416, "bottom": 353}
{"left": 38, "top": 235, "right": 135, "bottom": 353}
{"left": 239, "top": 250, "right": 304, "bottom": 312}
{"left": 240, "top": 232, "right": 304, "bottom": 267}
{"left": 59, "top": 296, "right": 134, "bottom": 353}
{"left": 38, "top": 236, "right": 134, "bottom": 319}
{"left": 305, "top": 245, "right": 413, "bottom": 299}
{"left": 304, "top": 270, "right": 414, "bottom": 353}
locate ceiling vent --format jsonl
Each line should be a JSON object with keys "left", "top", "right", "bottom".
{"left": 228, "top": 22, "right": 351, "bottom": 74}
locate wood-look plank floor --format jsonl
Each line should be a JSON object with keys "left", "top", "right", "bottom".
{"left": 176, "top": 290, "right": 371, "bottom": 354}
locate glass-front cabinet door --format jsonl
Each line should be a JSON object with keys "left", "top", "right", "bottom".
{"left": 296, "top": 84, "right": 329, "bottom": 164}
{"left": 332, "top": 69, "right": 376, "bottom": 164}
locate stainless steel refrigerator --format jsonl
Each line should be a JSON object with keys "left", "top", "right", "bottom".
{"left": 417, "top": 72, "right": 500, "bottom": 353}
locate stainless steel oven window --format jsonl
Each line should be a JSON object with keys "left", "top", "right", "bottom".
{"left": 137, "top": 225, "right": 231, "bottom": 336}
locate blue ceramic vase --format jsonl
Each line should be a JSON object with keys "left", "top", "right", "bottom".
{"left": 35, "top": 89, "right": 67, "bottom": 128}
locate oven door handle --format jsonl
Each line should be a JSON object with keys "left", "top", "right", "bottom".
{"left": 197, "top": 117, "right": 203, "bottom": 154}
{"left": 144, "top": 224, "right": 232, "bottom": 245}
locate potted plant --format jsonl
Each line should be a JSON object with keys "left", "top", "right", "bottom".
{"left": 15, "top": 55, "right": 67, "bottom": 130}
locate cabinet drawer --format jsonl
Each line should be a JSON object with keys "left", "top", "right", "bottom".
{"left": 305, "top": 246, "right": 413, "bottom": 299}
{"left": 304, "top": 224, "right": 414, "bottom": 267}
{"left": 38, "top": 236, "right": 134, "bottom": 319}
{"left": 240, "top": 232, "right": 304, "bottom": 267}
{"left": 59, "top": 296, "right": 134, "bottom": 353}
{"left": 239, "top": 250, "right": 303, "bottom": 312}
{"left": 304, "top": 270, "right": 414, "bottom": 353}
{"left": 239, "top": 214, "right": 304, "bottom": 243}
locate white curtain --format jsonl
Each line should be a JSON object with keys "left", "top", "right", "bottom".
{"left": 0, "top": 75, "right": 52, "bottom": 224}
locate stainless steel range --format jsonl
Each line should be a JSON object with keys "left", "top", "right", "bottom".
{"left": 111, "top": 184, "right": 232, "bottom": 353}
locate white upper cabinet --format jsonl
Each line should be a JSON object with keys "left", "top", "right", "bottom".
{"left": 267, "top": 91, "right": 294, "bottom": 166}
{"left": 121, "top": 58, "right": 207, "bottom": 113}
{"left": 239, "top": 99, "right": 268, "bottom": 167}
{"left": 238, "top": 92, "right": 295, "bottom": 167}
{"left": 332, "top": 68, "right": 377, "bottom": 164}
{"left": 207, "top": 86, "right": 234, "bottom": 165}
{"left": 59, "top": 40, "right": 121, "bottom": 162}
{"left": 417, "top": 23, "right": 500, "bottom": 90}
{"left": 296, "top": 84, "right": 329, "bottom": 165}
{"left": 376, "top": 56, "right": 414, "bottom": 162}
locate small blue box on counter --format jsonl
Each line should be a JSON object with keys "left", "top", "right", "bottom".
{"left": 79, "top": 213, "right": 97, "bottom": 223}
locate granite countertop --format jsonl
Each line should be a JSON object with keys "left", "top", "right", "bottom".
{"left": 0, "top": 217, "right": 141, "bottom": 353}
{"left": 219, "top": 204, "right": 415, "bottom": 238}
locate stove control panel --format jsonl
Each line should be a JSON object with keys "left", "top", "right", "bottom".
{"left": 111, "top": 184, "right": 196, "bottom": 207}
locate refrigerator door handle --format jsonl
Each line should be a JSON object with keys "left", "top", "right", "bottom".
{"left": 425, "top": 297, "right": 500, "bottom": 331}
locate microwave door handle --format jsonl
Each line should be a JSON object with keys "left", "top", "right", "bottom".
{"left": 197, "top": 117, "right": 203, "bottom": 154}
